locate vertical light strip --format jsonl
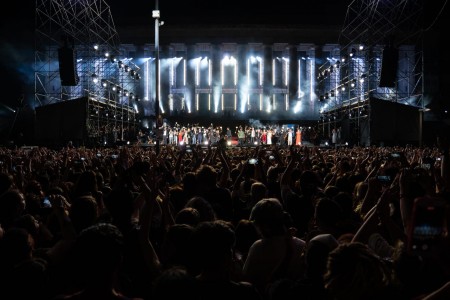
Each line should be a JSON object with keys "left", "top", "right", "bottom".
{"left": 145, "top": 59, "right": 149, "bottom": 101}
{"left": 310, "top": 58, "right": 314, "bottom": 102}
{"left": 221, "top": 59, "right": 224, "bottom": 86}
{"left": 247, "top": 58, "right": 250, "bottom": 86}
{"left": 234, "top": 59, "right": 238, "bottom": 86}
{"left": 272, "top": 58, "right": 276, "bottom": 85}
{"left": 196, "top": 93, "right": 199, "bottom": 111}
{"left": 259, "top": 94, "right": 264, "bottom": 111}
{"left": 208, "top": 94, "right": 211, "bottom": 111}
{"left": 208, "top": 59, "right": 212, "bottom": 86}
{"left": 183, "top": 59, "right": 186, "bottom": 86}
{"left": 170, "top": 58, "right": 174, "bottom": 86}
{"left": 159, "top": 59, "right": 164, "bottom": 113}
{"left": 298, "top": 59, "right": 301, "bottom": 98}
{"left": 234, "top": 94, "right": 237, "bottom": 111}
{"left": 284, "top": 58, "right": 289, "bottom": 86}
{"left": 195, "top": 59, "right": 200, "bottom": 86}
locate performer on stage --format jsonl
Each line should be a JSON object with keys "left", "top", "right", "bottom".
{"left": 287, "top": 128, "right": 293, "bottom": 146}
{"left": 296, "top": 127, "right": 302, "bottom": 146}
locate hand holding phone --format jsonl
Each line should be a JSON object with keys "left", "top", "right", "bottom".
{"left": 407, "top": 197, "right": 448, "bottom": 258}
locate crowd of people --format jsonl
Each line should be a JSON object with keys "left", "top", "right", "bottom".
{"left": 0, "top": 136, "right": 449, "bottom": 299}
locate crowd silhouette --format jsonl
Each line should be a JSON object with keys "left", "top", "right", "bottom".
{"left": 0, "top": 138, "right": 449, "bottom": 299}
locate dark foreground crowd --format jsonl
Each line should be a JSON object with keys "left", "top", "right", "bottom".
{"left": 0, "top": 141, "right": 449, "bottom": 300}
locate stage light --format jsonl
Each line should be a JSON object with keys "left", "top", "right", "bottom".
{"left": 118, "top": 61, "right": 124, "bottom": 68}
{"left": 93, "top": 44, "right": 99, "bottom": 50}
{"left": 91, "top": 74, "right": 98, "bottom": 83}
{"left": 101, "top": 79, "right": 108, "bottom": 87}
{"left": 349, "top": 48, "right": 356, "bottom": 57}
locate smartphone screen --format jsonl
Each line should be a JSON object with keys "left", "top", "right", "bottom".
{"left": 407, "top": 197, "right": 448, "bottom": 256}
{"left": 248, "top": 158, "right": 258, "bottom": 165}
{"left": 377, "top": 175, "right": 391, "bottom": 183}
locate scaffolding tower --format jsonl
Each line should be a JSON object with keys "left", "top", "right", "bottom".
{"left": 34, "top": 0, "right": 140, "bottom": 144}
{"left": 317, "top": 0, "right": 424, "bottom": 146}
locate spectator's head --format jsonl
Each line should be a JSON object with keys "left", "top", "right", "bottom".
{"left": 73, "top": 223, "right": 124, "bottom": 283}
{"left": 250, "top": 198, "right": 286, "bottom": 238}
{"left": 195, "top": 165, "right": 217, "bottom": 190}
{"left": 191, "top": 220, "right": 236, "bottom": 272}
{"left": 304, "top": 233, "right": 338, "bottom": 281}
{"left": 70, "top": 195, "right": 99, "bottom": 234}
{"left": 299, "top": 170, "right": 321, "bottom": 194}
{"left": 234, "top": 219, "right": 260, "bottom": 259}
{"left": 250, "top": 182, "right": 268, "bottom": 205}
{"left": 175, "top": 207, "right": 200, "bottom": 226}
{"left": 160, "top": 224, "right": 195, "bottom": 270}
{"left": 0, "top": 189, "right": 26, "bottom": 230}
{"left": 0, "top": 172, "right": 14, "bottom": 195}
{"left": 185, "top": 196, "right": 216, "bottom": 223}
{"left": 314, "top": 197, "right": 342, "bottom": 229}
{"left": 0, "top": 227, "right": 33, "bottom": 266}
{"left": 324, "top": 242, "right": 394, "bottom": 300}
{"left": 73, "top": 170, "right": 98, "bottom": 196}
{"left": 104, "top": 187, "right": 135, "bottom": 228}
{"left": 152, "top": 266, "right": 199, "bottom": 300}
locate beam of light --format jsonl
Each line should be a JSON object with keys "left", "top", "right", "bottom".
{"left": 283, "top": 57, "right": 289, "bottom": 86}
{"left": 293, "top": 100, "right": 302, "bottom": 113}
{"left": 234, "top": 59, "right": 238, "bottom": 86}
{"left": 196, "top": 58, "right": 200, "bottom": 86}
{"left": 258, "top": 56, "right": 263, "bottom": 86}
{"left": 260, "top": 94, "right": 263, "bottom": 111}
{"left": 247, "top": 58, "right": 250, "bottom": 86}
{"left": 208, "top": 59, "right": 212, "bottom": 86}
{"left": 298, "top": 59, "right": 302, "bottom": 99}
{"left": 196, "top": 93, "right": 199, "bottom": 111}
{"left": 310, "top": 58, "right": 314, "bottom": 102}
{"left": 272, "top": 58, "right": 276, "bottom": 85}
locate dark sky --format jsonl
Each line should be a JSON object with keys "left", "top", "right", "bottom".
{"left": 107, "top": 0, "right": 350, "bottom": 26}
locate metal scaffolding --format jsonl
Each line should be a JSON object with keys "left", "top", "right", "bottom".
{"left": 34, "top": 0, "right": 140, "bottom": 144}
{"left": 317, "top": 0, "right": 424, "bottom": 146}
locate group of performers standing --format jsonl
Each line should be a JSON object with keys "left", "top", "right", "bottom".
{"left": 142, "top": 123, "right": 308, "bottom": 147}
